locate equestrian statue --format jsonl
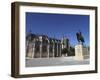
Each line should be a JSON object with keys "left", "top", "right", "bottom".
{"left": 76, "top": 31, "right": 85, "bottom": 45}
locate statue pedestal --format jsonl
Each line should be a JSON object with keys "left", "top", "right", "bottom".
{"left": 74, "top": 44, "right": 89, "bottom": 61}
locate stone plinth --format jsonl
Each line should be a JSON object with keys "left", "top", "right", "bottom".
{"left": 75, "top": 44, "right": 89, "bottom": 61}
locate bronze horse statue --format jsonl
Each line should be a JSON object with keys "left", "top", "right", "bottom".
{"left": 76, "top": 31, "right": 85, "bottom": 44}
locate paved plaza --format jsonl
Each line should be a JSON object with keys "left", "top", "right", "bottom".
{"left": 26, "top": 57, "right": 89, "bottom": 67}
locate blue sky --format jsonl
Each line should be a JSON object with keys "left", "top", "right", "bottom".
{"left": 26, "top": 12, "right": 89, "bottom": 46}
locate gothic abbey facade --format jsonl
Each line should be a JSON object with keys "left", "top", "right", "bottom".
{"left": 26, "top": 32, "right": 70, "bottom": 58}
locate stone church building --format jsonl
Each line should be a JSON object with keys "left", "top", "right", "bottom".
{"left": 26, "top": 32, "right": 70, "bottom": 58}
